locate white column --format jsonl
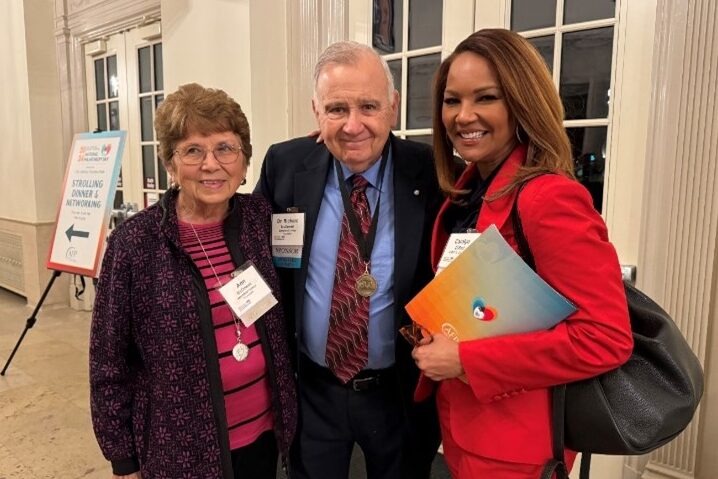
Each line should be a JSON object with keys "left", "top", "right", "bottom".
{"left": 287, "top": 0, "right": 349, "bottom": 138}
{"left": 0, "top": 0, "right": 69, "bottom": 306}
{"left": 638, "top": 0, "right": 718, "bottom": 477}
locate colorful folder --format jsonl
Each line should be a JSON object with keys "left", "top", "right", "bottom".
{"left": 405, "top": 225, "right": 577, "bottom": 341}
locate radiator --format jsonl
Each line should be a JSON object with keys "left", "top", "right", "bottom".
{"left": 0, "top": 230, "right": 25, "bottom": 294}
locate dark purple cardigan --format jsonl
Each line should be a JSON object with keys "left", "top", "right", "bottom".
{"left": 90, "top": 189, "right": 297, "bottom": 479}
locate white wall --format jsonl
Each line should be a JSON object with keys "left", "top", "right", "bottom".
{"left": 0, "top": 0, "right": 68, "bottom": 305}
{"left": 24, "top": 0, "right": 64, "bottom": 222}
{"left": 0, "top": 0, "right": 63, "bottom": 223}
{"left": 248, "top": 0, "right": 289, "bottom": 186}
{"left": 160, "top": 0, "right": 289, "bottom": 190}
{"left": 1, "top": 0, "right": 38, "bottom": 222}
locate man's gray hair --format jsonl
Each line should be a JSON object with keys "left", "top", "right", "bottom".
{"left": 313, "top": 41, "right": 396, "bottom": 101}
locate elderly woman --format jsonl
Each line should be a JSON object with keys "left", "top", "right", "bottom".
{"left": 90, "top": 83, "right": 296, "bottom": 479}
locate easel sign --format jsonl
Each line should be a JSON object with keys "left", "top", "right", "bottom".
{"left": 46, "top": 130, "right": 126, "bottom": 277}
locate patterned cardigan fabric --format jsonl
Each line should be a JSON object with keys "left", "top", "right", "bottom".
{"left": 90, "top": 189, "right": 297, "bottom": 479}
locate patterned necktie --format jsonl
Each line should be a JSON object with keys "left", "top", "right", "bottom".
{"left": 325, "top": 175, "right": 372, "bottom": 383}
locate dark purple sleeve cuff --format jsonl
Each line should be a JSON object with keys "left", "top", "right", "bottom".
{"left": 111, "top": 456, "right": 139, "bottom": 476}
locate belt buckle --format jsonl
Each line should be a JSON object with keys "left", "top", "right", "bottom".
{"left": 351, "top": 376, "right": 378, "bottom": 392}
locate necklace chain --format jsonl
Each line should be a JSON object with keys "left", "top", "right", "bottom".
{"left": 188, "top": 222, "right": 244, "bottom": 342}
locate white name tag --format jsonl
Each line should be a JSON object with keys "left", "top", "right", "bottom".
{"left": 271, "top": 212, "right": 305, "bottom": 268}
{"left": 436, "top": 232, "right": 481, "bottom": 274}
{"left": 219, "top": 262, "right": 278, "bottom": 327}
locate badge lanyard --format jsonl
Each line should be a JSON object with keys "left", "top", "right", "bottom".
{"left": 333, "top": 141, "right": 390, "bottom": 297}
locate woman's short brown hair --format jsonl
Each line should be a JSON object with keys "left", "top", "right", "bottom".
{"left": 154, "top": 83, "right": 252, "bottom": 169}
{"left": 432, "top": 29, "right": 574, "bottom": 198}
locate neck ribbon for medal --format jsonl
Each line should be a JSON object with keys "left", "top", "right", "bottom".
{"left": 334, "top": 143, "right": 389, "bottom": 298}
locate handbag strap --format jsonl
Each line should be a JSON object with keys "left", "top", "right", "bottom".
{"left": 511, "top": 178, "right": 592, "bottom": 479}
{"left": 510, "top": 181, "right": 536, "bottom": 269}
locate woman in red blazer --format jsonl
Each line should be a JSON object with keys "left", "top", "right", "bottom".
{"left": 411, "top": 29, "right": 633, "bottom": 478}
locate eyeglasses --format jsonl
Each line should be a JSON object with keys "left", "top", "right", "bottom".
{"left": 174, "top": 143, "right": 242, "bottom": 165}
{"left": 399, "top": 322, "right": 432, "bottom": 347}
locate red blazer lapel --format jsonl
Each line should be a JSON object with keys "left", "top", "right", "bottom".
{"left": 431, "top": 145, "right": 528, "bottom": 270}
{"left": 476, "top": 145, "right": 527, "bottom": 233}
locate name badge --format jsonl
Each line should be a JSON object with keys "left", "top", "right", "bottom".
{"left": 271, "top": 212, "right": 305, "bottom": 269}
{"left": 436, "top": 232, "right": 481, "bottom": 275}
{"left": 219, "top": 262, "right": 278, "bottom": 327}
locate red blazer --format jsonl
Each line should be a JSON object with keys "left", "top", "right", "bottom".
{"left": 415, "top": 146, "right": 633, "bottom": 465}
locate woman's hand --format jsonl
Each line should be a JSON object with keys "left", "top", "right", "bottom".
{"left": 412, "top": 333, "right": 465, "bottom": 382}
{"left": 113, "top": 473, "right": 141, "bottom": 479}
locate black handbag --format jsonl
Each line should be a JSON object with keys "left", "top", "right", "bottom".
{"left": 509, "top": 181, "right": 704, "bottom": 479}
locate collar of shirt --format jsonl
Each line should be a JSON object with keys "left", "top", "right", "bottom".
{"left": 330, "top": 154, "right": 387, "bottom": 193}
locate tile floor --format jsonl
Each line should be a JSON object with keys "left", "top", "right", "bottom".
{"left": 0, "top": 288, "right": 110, "bottom": 479}
{"left": 0, "top": 287, "right": 450, "bottom": 479}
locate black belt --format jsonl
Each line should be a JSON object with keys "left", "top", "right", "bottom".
{"left": 299, "top": 353, "right": 395, "bottom": 392}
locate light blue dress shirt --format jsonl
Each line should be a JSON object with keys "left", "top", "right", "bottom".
{"left": 302, "top": 152, "right": 396, "bottom": 369}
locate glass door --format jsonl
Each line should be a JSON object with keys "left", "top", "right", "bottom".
{"left": 84, "top": 24, "right": 165, "bottom": 212}
{"left": 510, "top": 0, "right": 617, "bottom": 213}
{"left": 125, "top": 26, "right": 166, "bottom": 209}
{"left": 84, "top": 33, "right": 132, "bottom": 209}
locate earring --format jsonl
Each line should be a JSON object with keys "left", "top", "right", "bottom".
{"left": 515, "top": 125, "right": 524, "bottom": 144}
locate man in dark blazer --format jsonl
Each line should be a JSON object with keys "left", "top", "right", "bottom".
{"left": 255, "top": 41, "right": 441, "bottom": 479}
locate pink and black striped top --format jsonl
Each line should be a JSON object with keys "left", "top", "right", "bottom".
{"left": 178, "top": 220, "right": 273, "bottom": 450}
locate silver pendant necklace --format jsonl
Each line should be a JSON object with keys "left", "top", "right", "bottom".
{"left": 189, "top": 222, "right": 249, "bottom": 362}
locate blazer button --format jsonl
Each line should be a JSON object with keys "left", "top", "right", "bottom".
{"left": 413, "top": 189, "right": 420, "bottom": 196}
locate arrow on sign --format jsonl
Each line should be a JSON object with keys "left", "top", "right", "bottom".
{"left": 65, "top": 224, "right": 90, "bottom": 241}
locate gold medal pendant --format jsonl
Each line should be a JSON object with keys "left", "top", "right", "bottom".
{"left": 356, "top": 273, "right": 377, "bottom": 297}
{"left": 356, "top": 263, "right": 377, "bottom": 297}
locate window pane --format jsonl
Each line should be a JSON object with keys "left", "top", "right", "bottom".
{"left": 153, "top": 43, "right": 163, "bottom": 90}
{"left": 96, "top": 103, "right": 107, "bottom": 131}
{"left": 138, "top": 46, "right": 152, "bottom": 93}
{"left": 527, "top": 35, "right": 554, "bottom": 73}
{"left": 140, "top": 96, "right": 154, "bottom": 141}
{"left": 373, "top": 0, "right": 403, "bottom": 53}
{"left": 158, "top": 152, "right": 168, "bottom": 190}
{"left": 143, "top": 145, "right": 156, "bottom": 189}
{"left": 113, "top": 189, "right": 124, "bottom": 209}
{"left": 408, "top": 134, "right": 432, "bottom": 146}
{"left": 117, "top": 169, "right": 123, "bottom": 188}
{"left": 107, "top": 55, "right": 118, "bottom": 98}
{"left": 155, "top": 94, "right": 164, "bottom": 109}
{"left": 387, "top": 59, "right": 402, "bottom": 129}
{"left": 94, "top": 59, "right": 106, "bottom": 100}
{"left": 409, "top": 0, "right": 442, "bottom": 50}
{"left": 109, "top": 101, "right": 120, "bottom": 130}
{"left": 564, "top": 0, "right": 615, "bottom": 25}
{"left": 407, "top": 53, "right": 440, "bottom": 129}
{"left": 511, "top": 0, "right": 556, "bottom": 31}
{"left": 560, "top": 27, "right": 614, "bottom": 120}
{"left": 568, "top": 126, "right": 606, "bottom": 212}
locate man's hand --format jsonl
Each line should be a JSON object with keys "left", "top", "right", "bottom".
{"left": 411, "top": 333, "right": 465, "bottom": 381}
{"left": 307, "top": 129, "right": 324, "bottom": 143}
